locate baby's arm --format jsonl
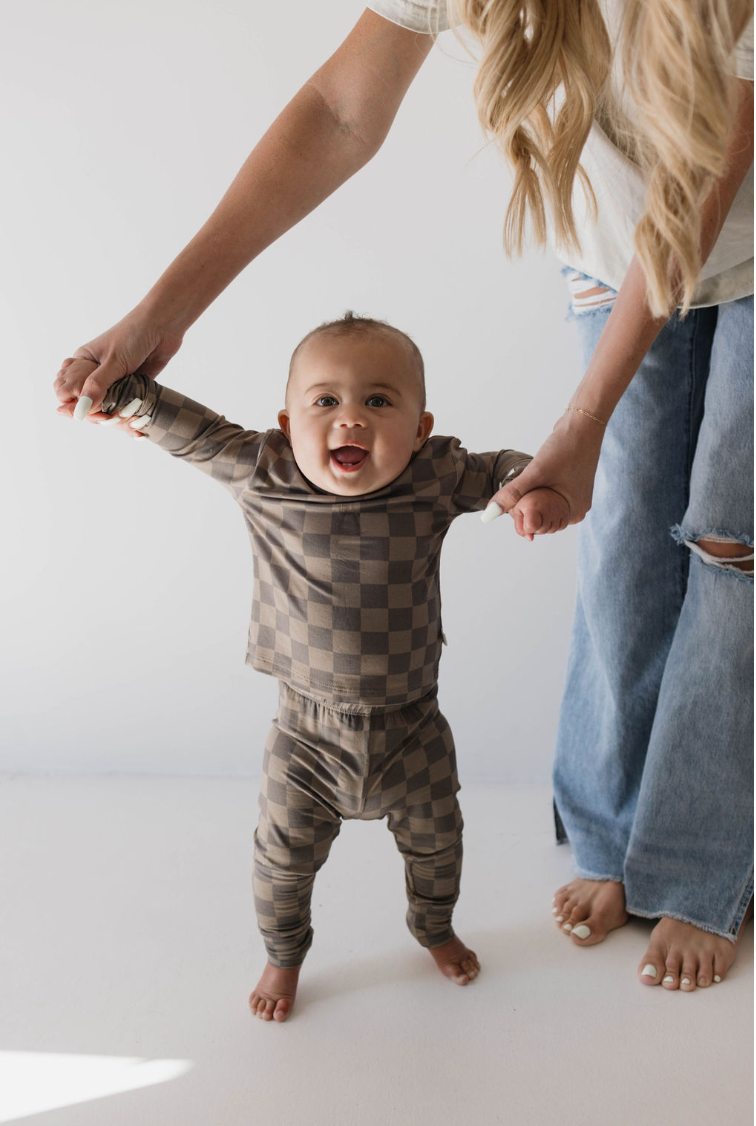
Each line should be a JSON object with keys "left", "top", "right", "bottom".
{"left": 59, "top": 372, "right": 267, "bottom": 499}
{"left": 509, "top": 487, "right": 570, "bottom": 541}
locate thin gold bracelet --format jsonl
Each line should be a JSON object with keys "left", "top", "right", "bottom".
{"left": 566, "top": 406, "right": 607, "bottom": 427}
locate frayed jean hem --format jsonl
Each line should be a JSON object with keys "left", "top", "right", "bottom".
{"left": 572, "top": 865, "right": 625, "bottom": 884}
{"left": 624, "top": 904, "right": 738, "bottom": 944}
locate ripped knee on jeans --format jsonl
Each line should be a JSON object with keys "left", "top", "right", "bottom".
{"left": 674, "top": 527, "right": 754, "bottom": 576}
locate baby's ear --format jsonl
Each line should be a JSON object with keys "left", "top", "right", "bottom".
{"left": 414, "top": 411, "right": 434, "bottom": 448}
{"left": 277, "top": 410, "right": 291, "bottom": 439}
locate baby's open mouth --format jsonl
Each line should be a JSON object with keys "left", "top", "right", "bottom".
{"left": 331, "top": 445, "right": 369, "bottom": 472}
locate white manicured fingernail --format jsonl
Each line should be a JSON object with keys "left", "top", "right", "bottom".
{"left": 641, "top": 964, "right": 658, "bottom": 978}
{"left": 73, "top": 396, "right": 93, "bottom": 421}
{"left": 129, "top": 415, "right": 151, "bottom": 430}
{"left": 99, "top": 416, "right": 121, "bottom": 426}
{"left": 663, "top": 975, "right": 675, "bottom": 983}
{"left": 713, "top": 974, "right": 721, "bottom": 982}
{"left": 480, "top": 501, "right": 503, "bottom": 525}
{"left": 555, "top": 915, "right": 564, "bottom": 922}
{"left": 119, "top": 397, "right": 142, "bottom": 418}
{"left": 562, "top": 923, "right": 572, "bottom": 932}
{"left": 572, "top": 925, "right": 591, "bottom": 939}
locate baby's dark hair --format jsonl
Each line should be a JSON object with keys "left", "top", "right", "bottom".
{"left": 288, "top": 311, "right": 426, "bottom": 410}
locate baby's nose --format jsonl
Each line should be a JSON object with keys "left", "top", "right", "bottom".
{"left": 335, "top": 408, "right": 366, "bottom": 428}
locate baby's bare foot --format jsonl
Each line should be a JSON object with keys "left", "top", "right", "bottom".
{"left": 638, "top": 915, "right": 746, "bottom": 992}
{"left": 248, "top": 961, "right": 301, "bottom": 1022}
{"left": 428, "top": 936, "right": 480, "bottom": 985}
{"left": 552, "top": 878, "right": 628, "bottom": 945}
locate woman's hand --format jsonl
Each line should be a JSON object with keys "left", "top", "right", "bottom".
{"left": 55, "top": 376, "right": 151, "bottom": 438}
{"left": 491, "top": 410, "right": 607, "bottom": 535}
{"left": 54, "top": 311, "right": 183, "bottom": 420}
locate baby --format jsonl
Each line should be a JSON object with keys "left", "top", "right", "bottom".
{"left": 62, "top": 312, "right": 568, "bottom": 1022}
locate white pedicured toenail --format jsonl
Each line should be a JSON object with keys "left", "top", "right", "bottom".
{"left": 681, "top": 978, "right": 691, "bottom": 986}
{"left": 562, "top": 923, "right": 572, "bottom": 932}
{"left": 641, "top": 964, "right": 658, "bottom": 978}
{"left": 552, "top": 907, "right": 559, "bottom": 914}
{"left": 555, "top": 915, "right": 564, "bottom": 922}
{"left": 714, "top": 975, "right": 722, "bottom": 983}
{"left": 572, "top": 925, "right": 591, "bottom": 939}
{"left": 663, "top": 975, "right": 675, "bottom": 983}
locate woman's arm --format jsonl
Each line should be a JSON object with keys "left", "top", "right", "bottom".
{"left": 56, "top": 10, "right": 433, "bottom": 417}
{"left": 493, "top": 77, "right": 754, "bottom": 536}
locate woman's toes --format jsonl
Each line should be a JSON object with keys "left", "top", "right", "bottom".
{"left": 274, "top": 999, "right": 291, "bottom": 1022}
{"left": 679, "top": 964, "right": 698, "bottom": 992}
{"left": 556, "top": 897, "right": 573, "bottom": 926}
{"left": 638, "top": 959, "right": 664, "bottom": 986}
{"left": 570, "top": 918, "right": 604, "bottom": 945}
{"left": 712, "top": 955, "right": 728, "bottom": 984}
{"left": 661, "top": 967, "right": 680, "bottom": 990}
{"left": 697, "top": 955, "right": 714, "bottom": 988}
{"left": 563, "top": 905, "right": 589, "bottom": 935}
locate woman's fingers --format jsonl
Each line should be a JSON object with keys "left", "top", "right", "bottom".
{"left": 56, "top": 399, "right": 148, "bottom": 438}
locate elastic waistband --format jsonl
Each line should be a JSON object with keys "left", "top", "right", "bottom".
{"left": 278, "top": 679, "right": 438, "bottom": 717}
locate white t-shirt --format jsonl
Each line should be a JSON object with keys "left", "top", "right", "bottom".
{"left": 368, "top": 0, "right": 754, "bottom": 307}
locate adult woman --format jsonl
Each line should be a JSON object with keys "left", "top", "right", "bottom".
{"left": 55, "top": 0, "right": 754, "bottom": 991}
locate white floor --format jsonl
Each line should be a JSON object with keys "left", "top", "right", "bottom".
{"left": 0, "top": 777, "right": 752, "bottom": 1126}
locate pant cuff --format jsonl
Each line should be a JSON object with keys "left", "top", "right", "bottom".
{"left": 572, "top": 865, "right": 625, "bottom": 884}
{"left": 263, "top": 927, "right": 313, "bottom": 968}
{"left": 624, "top": 904, "right": 738, "bottom": 944}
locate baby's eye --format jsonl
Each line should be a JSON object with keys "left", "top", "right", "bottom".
{"left": 316, "top": 395, "right": 338, "bottom": 407}
{"left": 366, "top": 395, "right": 389, "bottom": 408}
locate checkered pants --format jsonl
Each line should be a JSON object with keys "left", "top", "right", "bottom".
{"left": 253, "top": 682, "right": 464, "bottom": 968}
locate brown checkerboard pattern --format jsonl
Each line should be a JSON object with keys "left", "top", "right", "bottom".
{"left": 103, "top": 374, "right": 530, "bottom": 707}
{"left": 253, "top": 682, "right": 463, "bottom": 967}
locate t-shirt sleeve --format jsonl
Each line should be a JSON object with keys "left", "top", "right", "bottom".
{"left": 448, "top": 443, "right": 532, "bottom": 516}
{"left": 732, "top": 15, "right": 753, "bottom": 80}
{"left": 366, "top": 0, "right": 454, "bottom": 33}
{"left": 101, "top": 374, "right": 268, "bottom": 500}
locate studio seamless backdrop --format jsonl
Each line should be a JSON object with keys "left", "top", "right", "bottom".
{"left": 2, "top": 0, "right": 580, "bottom": 782}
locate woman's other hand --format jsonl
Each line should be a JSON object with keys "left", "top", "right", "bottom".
{"left": 54, "top": 313, "right": 182, "bottom": 421}
{"left": 491, "top": 410, "right": 607, "bottom": 529}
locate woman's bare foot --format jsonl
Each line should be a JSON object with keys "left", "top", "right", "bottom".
{"left": 637, "top": 911, "right": 750, "bottom": 992}
{"left": 248, "top": 962, "right": 301, "bottom": 1022}
{"left": 428, "top": 936, "right": 480, "bottom": 985}
{"left": 552, "top": 878, "right": 629, "bottom": 945}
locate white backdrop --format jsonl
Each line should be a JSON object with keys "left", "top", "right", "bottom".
{"left": 1, "top": 0, "right": 583, "bottom": 783}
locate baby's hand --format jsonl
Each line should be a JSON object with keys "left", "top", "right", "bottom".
{"left": 509, "top": 487, "right": 570, "bottom": 541}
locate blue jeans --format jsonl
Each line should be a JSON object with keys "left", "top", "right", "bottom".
{"left": 553, "top": 280, "right": 754, "bottom": 941}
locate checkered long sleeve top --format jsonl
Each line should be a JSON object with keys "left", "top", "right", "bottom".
{"left": 102, "top": 375, "right": 531, "bottom": 706}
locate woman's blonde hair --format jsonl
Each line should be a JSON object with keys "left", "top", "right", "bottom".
{"left": 453, "top": 0, "right": 752, "bottom": 315}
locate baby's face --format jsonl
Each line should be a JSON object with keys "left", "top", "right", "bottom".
{"left": 278, "top": 332, "right": 433, "bottom": 496}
